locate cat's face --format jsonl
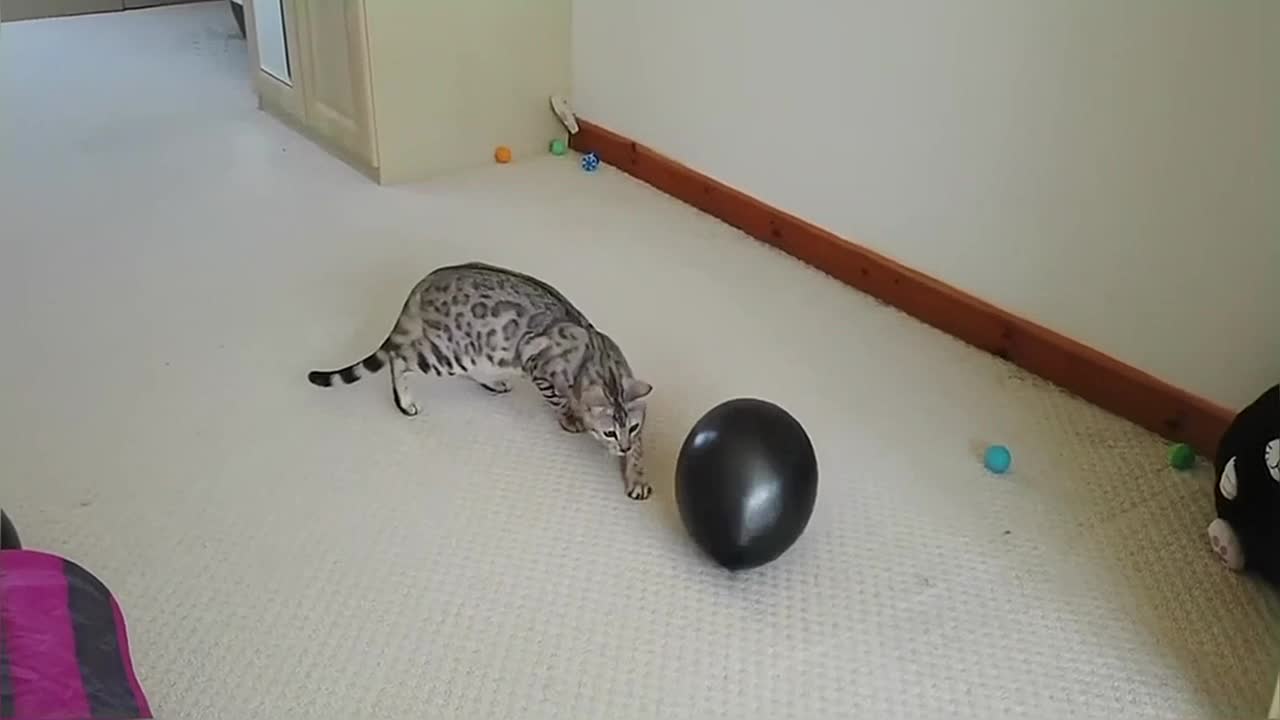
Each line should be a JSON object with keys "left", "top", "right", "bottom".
{"left": 581, "top": 379, "right": 652, "bottom": 455}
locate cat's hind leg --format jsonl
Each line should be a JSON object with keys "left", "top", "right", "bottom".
{"left": 389, "top": 353, "right": 420, "bottom": 416}
{"left": 467, "top": 368, "right": 513, "bottom": 395}
{"left": 464, "top": 351, "right": 520, "bottom": 394}
{"left": 475, "top": 379, "right": 512, "bottom": 394}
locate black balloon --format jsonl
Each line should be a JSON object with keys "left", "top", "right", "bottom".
{"left": 0, "top": 510, "right": 20, "bottom": 550}
{"left": 675, "top": 398, "right": 818, "bottom": 570}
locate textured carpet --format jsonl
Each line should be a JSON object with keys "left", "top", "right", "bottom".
{"left": 2, "top": 4, "right": 1278, "bottom": 718}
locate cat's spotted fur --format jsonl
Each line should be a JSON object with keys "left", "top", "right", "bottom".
{"left": 308, "top": 262, "right": 653, "bottom": 500}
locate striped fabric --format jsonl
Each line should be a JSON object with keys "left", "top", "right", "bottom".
{"left": 0, "top": 550, "right": 151, "bottom": 720}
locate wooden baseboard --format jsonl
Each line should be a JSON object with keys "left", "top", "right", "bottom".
{"left": 571, "top": 119, "right": 1234, "bottom": 456}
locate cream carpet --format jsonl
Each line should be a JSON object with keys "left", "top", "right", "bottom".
{"left": 2, "top": 4, "right": 1277, "bottom": 718}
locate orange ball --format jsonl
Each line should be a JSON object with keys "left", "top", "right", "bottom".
{"left": 494, "top": 146, "right": 512, "bottom": 163}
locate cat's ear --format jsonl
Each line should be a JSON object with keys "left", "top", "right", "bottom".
{"left": 624, "top": 379, "right": 652, "bottom": 404}
{"left": 581, "top": 385, "right": 609, "bottom": 410}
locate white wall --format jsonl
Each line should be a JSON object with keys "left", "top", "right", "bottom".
{"left": 574, "top": 0, "right": 1278, "bottom": 410}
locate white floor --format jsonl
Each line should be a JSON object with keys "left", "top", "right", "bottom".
{"left": 2, "top": 4, "right": 1277, "bottom": 719}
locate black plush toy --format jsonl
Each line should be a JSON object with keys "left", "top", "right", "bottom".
{"left": 1208, "top": 384, "right": 1280, "bottom": 583}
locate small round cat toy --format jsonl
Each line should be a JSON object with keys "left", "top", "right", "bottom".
{"left": 1207, "top": 384, "right": 1280, "bottom": 583}
{"left": 581, "top": 152, "right": 600, "bottom": 172}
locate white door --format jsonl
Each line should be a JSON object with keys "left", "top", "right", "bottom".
{"left": 252, "top": 0, "right": 290, "bottom": 84}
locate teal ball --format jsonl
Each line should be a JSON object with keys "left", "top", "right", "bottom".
{"left": 984, "top": 444, "right": 1012, "bottom": 474}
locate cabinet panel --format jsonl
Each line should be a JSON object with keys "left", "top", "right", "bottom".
{"left": 295, "top": 0, "right": 376, "bottom": 166}
{"left": 251, "top": 0, "right": 290, "bottom": 84}
{"left": 245, "top": 0, "right": 304, "bottom": 122}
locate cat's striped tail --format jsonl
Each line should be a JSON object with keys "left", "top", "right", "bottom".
{"left": 307, "top": 348, "right": 389, "bottom": 387}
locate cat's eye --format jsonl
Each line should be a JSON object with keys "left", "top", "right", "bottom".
{"left": 629, "top": 423, "right": 640, "bottom": 435}
{"left": 602, "top": 429, "right": 617, "bottom": 438}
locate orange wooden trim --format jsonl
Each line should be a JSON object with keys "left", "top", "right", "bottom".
{"left": 571, "top": 119, "right": 1234, "bottom": 455}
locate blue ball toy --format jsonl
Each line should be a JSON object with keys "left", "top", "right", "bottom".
{"left": 984, "top": 444, "right": 1012, "bottom": 474}
{"left": 581, "top": 152, "right": 600, "bottom": 172}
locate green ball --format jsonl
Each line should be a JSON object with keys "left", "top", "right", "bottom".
{"left": 549, "top": 138, "right": 567, "bottom": 156}
{"left": 1168, "top": 443, "right": 1195, "bottom": 470}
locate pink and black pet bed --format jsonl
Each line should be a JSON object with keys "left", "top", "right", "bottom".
{"left": 0, "top": 511, "right": 152, "bottom": 720}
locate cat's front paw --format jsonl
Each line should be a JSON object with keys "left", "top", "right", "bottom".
{"left": 398, "top": 401, "right": 421, "bottom": 417}
{"left": 626, "top": 482, "right": 652, "bottom": 501}
{"left": 558, "top": 414, "right": 585, "bottom": 433}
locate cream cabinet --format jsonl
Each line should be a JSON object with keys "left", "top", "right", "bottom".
{"left": 244, "top": 0, "right": 571, "bottom": 185}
